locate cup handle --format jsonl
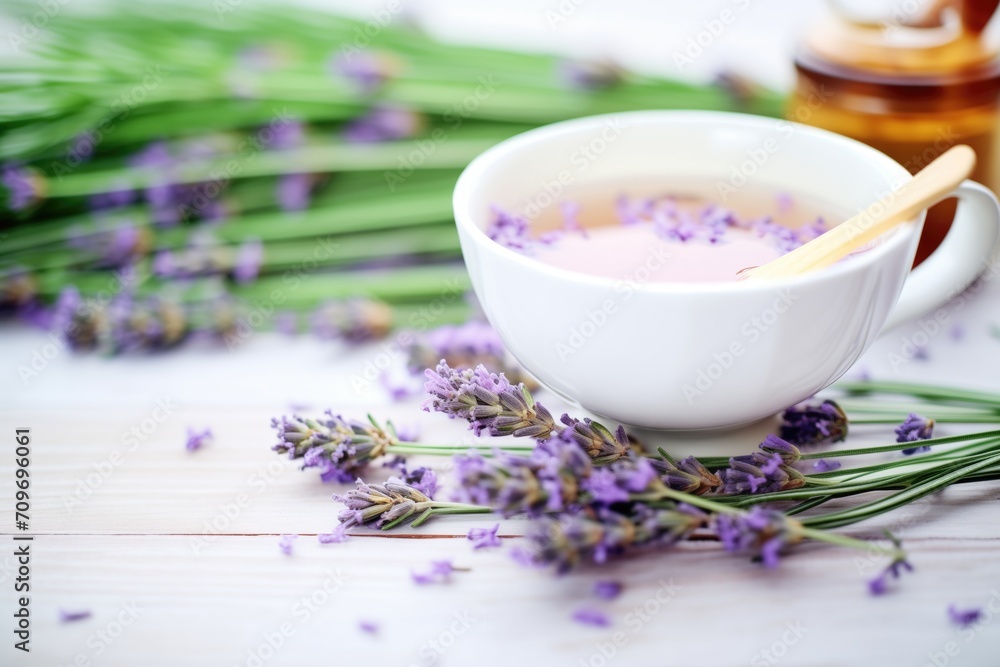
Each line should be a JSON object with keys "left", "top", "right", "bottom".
{"left": 883, "top": 180, "right": 1000, "bottom": 331}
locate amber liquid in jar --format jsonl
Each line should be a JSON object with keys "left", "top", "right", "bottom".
{"left": 790, "top": 25, "right": 1000, "bottom": 264}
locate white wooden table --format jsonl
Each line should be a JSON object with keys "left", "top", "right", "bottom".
{"left": 3, "top": 1, "right": 1000, "bottom": 665}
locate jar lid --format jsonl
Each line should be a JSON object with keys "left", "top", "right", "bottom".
{"left": 803, "top": 13, "right": 999, "bottom": 80}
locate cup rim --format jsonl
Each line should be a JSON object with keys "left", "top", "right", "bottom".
{"left": 452, "top": 109, "right": 919, "bottom": 294}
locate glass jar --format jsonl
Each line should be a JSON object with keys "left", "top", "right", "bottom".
{"left": 790, "top": 13, "right": 1000, "bottom": 263}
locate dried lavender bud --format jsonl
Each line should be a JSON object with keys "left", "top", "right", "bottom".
{"left": 106, "top": 294, "right": 188, "bottom": 353}
{"left": 334, "top": 477, "right": 431, "bottom": 528}
{"left": 424, "top": 361, "right": 557, "bottom": 440}
{"left": 311, "top": 298, "right": 393, "bottom": 343}
{"left": 895, "top": 413, "right": 934, "bottom": 455}
{"left": 523, "top": 504, "right": 706, "bottom": 573}
{"left": 716, "top": 452, "right": 805, "bottom": 496}
{"left": 557, "top": 415, "right": 631, "bottom": 464}
{"left": 0, "top": 267, "right": 37, "bottom": 310}
{"left": 271, "top": 413, "right": 395, "bottom": 483}
{"left": 343, "top": 105, "right": 423, "bottom": 143}
{"left": 649, "top": 456, "right": 721, "bottom": 495}
{"left": 779, "top": 399, "right": 848, "bottom": 447}
{"left": 453, "top": 440, "right": 591, "bottom": 517}
{"left": 715, "top": 506, "right": 801, "bottom": 568}
{"left": 758, "top": 435, "right": 801, "bottom": 464}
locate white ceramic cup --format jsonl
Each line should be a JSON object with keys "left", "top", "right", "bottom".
{"left": 452, "top": 111, "right": 1000, "bottom": 430}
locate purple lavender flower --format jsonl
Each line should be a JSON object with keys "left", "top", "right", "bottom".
{"left": 948, "top": 605, "right": 982, "bottom": 628}
{"left": 895, "top": 413, "right": 934, "bottom": 455}
{"left": 331, "top": 51, "right": 396, "bottom": 92}
{"left": 649, "top": 456, "right": 721, "bottom": 495}
{"left": 318, "top": 523, "right": 350, "bottom": 544}
{"left": 615, "top": 194, "right": 656, "bottom": 226}
{"left": 558, "top": 60, "right": 624, "bottom": 90}
{"left": 270, "top": 120, "right": 304, "bottom": 151}
{"left": 411, "top": 559, "right": 457, "bottom": 585}
{"left": 278, "top": 534, "right": 297, "bottom": 555}
{"left": 277, "top": 173, "right": 312, "bottom": 212}
{"left": 523, "top": 504, "right": 706, "bottom": 572}
{"left": 453, "top": 440, "right": 591, "bottom": 517}
{"left": 2, "top": 163, "right": 40, "bottom": 211}
{"left": 949, "top": 324, "right": 966, "bottom": 341}
{"left": 358, "top": 620, "right": 379, "bottom": 634}
{"left": 185, "top": 427, "right": 212, "bottom": 452}
{"left": 335, "top": 477, "right": 432, "bottom": 528}
{"left": 557, "top": 415, "right": 631, "bottom": 465}
{"left": 593, "top": 580, "right": 623, "bottom": 600}
{"left": 715, "top": 507, "right": 797, "bottom": 568}
{"left": 105, "top": 293, "right": 188, "bottom": 353}
{"left": 233, "top": 238, "right": 263, "bottom": 284}
{"left": 271, "top": 413, "right": 396, "bottom": 482}
{"left": 560, "top": 200, "right": 587, "bottom": 237}
{"left": 467, "top": 523, "right": 502, "bottom": 549}
{"left": 716, "top": 450, "right": 805, "bottom": 496}
{"left": 89, "top": 185, "right": 136, "bottom": 211}
{"left": 571, "top": 608, "right": 612, "bottom": 628}
{"left": 1, "top": 267, "right": 38, "bottom": 311}
{"left": 401, "top": 466, "right": 438, "bottom": 499}
{"left": 813, "top": 459, "right": 841, "bottom": 472}
{"left": 779, "top": 399, "right": 848, "bottom": 447}
{"left": 868, "top": 552, "right": 913, "bottom": 595}
{"left": 485, "top": 206, "right": 535, "bottom": 253}
{"left": 584, "top": 468, "right": 632, "bottom": 504}
{"left": 423, "top": 361, "right": 557, "bottom": 440}
{"left": 59, "top": 609, "right": 92, "bottom": 623}
{"left": 310, "top": 298, "right": 393, "bottom": 343}
{"left": 758, "top": 435, "right": 801, "bottom": 464}
{"left": 343, "top": 106, "right": 422, "bottom": 143}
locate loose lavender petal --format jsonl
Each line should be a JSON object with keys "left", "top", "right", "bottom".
{"left": 358, "top": 620, "right": 379, "bottom": 634}
{"left": 593, "top": 580, "right": 623, "bottom": 600}
{"left": 318, "top": 523, "right": 350, "bottom": 544}
{"left": 467, "top": 523, "right": 502, "bottom": 549}
{"left": 185, "top": 427, "right": 213, "bottom": 452}
{"left": 896, "top": 413, "right": 934, "bottom": 456}
{"left": 571, "top": 608, "right": 612, "bottom": 628}
{"left": 948, "top": 604, "right": 982, "bottom": 628}
{"left": 59, "top": 609, "right": 92, "bottom": 623}
{"left": 233, "top": 238, "right": 263, "bottom": 284}
{"left": 278, "top": 534, "right": 297, "bottom": 555}
{"left": 813, "top": 459, "right": 841, "bottom": 473}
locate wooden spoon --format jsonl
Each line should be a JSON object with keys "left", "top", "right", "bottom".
{"left": 743, "top": 144, "right": 976, "bottom": 280}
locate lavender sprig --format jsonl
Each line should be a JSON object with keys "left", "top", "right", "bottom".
{"left": 333, "top": 477, "right": 491, "bottom": 531}
{"left": 271, "top": 413, "right": 396, "bottom": 483}
{"left": 423, "top": 361, "right": 632, "bottom": 464}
